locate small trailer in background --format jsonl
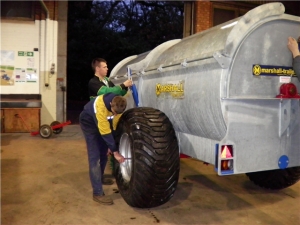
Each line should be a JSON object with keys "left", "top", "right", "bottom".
{"left": 15, "top": 113, "right": 71, "bottom": 138}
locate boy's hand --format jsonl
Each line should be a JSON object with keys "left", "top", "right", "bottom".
{"left": 287, "top": 37, "right": 300, "bottom": 58}
{"left": 123, "top": 79, "right": 133, "bottom": 87}
{"left": 113, "top": 151, "right": 125, "bottom": 163}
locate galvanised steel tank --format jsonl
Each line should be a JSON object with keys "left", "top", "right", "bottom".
{"left": 110, "top": 3, "right": 300, "bottom": 208}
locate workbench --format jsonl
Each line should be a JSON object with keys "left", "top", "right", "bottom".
{"left": 0, "top": 94, "right": 41, "bottom": 133}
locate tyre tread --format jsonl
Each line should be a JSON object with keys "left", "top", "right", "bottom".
{"left": 115, "top": 107, "right": 180, "bottom": 208}
{"left": 246, "top": 167, "right": 300, "bottom": 189}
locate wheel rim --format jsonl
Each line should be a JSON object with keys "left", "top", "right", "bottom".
{"left": 119, "top": 133, "right": 132, "bottom": 182}
{"left": 41, "top": 126, "right": 51, "bottom": 137}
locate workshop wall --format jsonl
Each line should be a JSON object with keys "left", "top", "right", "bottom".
{"left": 0, "top": 1, "right": 65, "bottom": 126}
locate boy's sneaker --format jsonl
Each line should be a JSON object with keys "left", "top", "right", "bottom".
{"left": 93, "top": 195, "right": 113, "bottom": 205}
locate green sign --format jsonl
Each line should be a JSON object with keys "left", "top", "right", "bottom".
{"left": 18, "top": 51, "right": 34, "bottom": 57}
{"left": 27, "top": 52, "right": 34, "bottom": 56}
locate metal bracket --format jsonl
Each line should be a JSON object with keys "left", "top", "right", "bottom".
{"left": 279, "top": 100, "right": 291, "bottom": 137}
{"left": 181, "top": 59, "right": 188, "bottom": 67}
{"left": 157, "top": 65, "right": 163, "bottom": 72}
{"left": 213, "top": 51, "right": 231, "bottom": 69}
{"left": 137, "top": 70, "right": 145, "bottom": 76}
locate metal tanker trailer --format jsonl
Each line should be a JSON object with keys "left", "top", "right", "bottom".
{"left": 109, "top": 2, "right": 300, "bottom": 208}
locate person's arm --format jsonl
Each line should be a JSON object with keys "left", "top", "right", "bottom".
{"left": 288, "top": 37, "right": 300, "bottom": 58}
{"left": 89, "top": 78, "right": 133, "bottom": 99}
{"left": 97, "top": 82, "right": 128, "bottom": 96}
{"left": 287, "top": 37, "right": 300, "bottom": 82}
{"left": 94, "top": 97, "right": 118, "bottom": 152}
{"left": 89, "top": 78, "right": 127, "bottom": 99}
{"left": 97, "top": 114, "right": 125, "bottom": 163}
{"left": 111, "top": 113, "right": 125, "bottom": 163}
{"left": 94, "top": 98, "right": 125, "bottom": 163}
{"left": 97, "top": 79, "right": 133, "bottom": 96}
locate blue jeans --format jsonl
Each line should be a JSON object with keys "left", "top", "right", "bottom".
{"left": 79, "top": 110, "right": 108, "bottom": 196}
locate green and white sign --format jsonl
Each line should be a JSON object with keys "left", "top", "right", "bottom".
{"left": 18, "top": 51, "right": 34, "bottom": 57}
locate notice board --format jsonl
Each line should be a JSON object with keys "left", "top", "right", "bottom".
{"left": 0, "top": 50, "right": 39, "bottom": 94}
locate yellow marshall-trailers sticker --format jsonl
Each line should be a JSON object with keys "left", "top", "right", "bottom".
{"left": 156, "top": 81, "right": 184, "bottom": 98}
{"left": 252, "top": 64, "right": 296, "bottom": 77}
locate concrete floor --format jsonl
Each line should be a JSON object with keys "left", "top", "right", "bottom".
{"left": 1, "top": 125, "right": 300, "bottom": 225}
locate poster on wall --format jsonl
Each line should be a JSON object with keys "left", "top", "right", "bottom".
{"left": 26, "top": 68, "right": 37, "bottom": 82}
{"left": 18, "top": 51, "right": 38, "bottom": 83}
{"left": 0, "top": 50, "right": 15, "bottom": 86}
{"left": 15, "top": 68, "right": 26, "bottom": 83}
{"left": 27, "top": 57, "right": 35, "bottom": 68}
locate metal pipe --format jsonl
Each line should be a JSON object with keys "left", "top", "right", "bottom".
{"left": 39, "top": 0, "right": 50, "bottom": 87}
{"left": 39, "top": 0, "right": 49, "bottom": 18}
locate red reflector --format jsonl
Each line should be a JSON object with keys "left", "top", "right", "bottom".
{"left": 276, "top": 83, "right": 300, "bottom": 99}
{"left": 221, "top": 145, "right": 233, "bottom": 158}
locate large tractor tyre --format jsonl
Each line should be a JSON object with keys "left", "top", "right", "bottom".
{"left": 114, "top": 107, "right": 180, "bottom": 208}
{"left": 246, "top": 166, "right": 300, "bottom": 190}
